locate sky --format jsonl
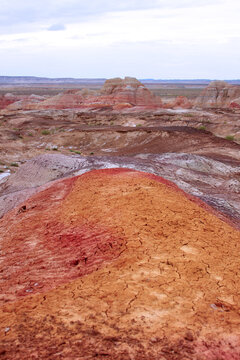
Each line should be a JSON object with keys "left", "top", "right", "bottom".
{"left": 0, "top": 0, "right": 240, "bottom": 79}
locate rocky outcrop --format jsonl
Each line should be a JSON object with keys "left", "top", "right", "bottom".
{"left": 1, "top": 78, "right": 197, "bottom": 112}
{"left": 32, "top": 90, "right": 84, "bottom": 110}
{"left": 22, "top": 77, "right": 162, "bottom": 111}
{"left": 195, "top": 81, "right": 240, "bottom": 108}
{"left": 163, "top": 96, "right": 192, "bottom": 109}
{"left": 0, "top": 93, "right": 46, "bottom": 111}
{"left": 0, "top": 168, "right": 240, "bottom": 359}
{"left": 230, "top": 97, "right": 240, "bottom": 109}
{"left": 5, "top": 95, "right": 46, "bottom": 111}
{"left": 101, "top": 76, "right": 161, "bottom": 107}
{"left": 0, "top": 93, "right": 20, "bottom": 109}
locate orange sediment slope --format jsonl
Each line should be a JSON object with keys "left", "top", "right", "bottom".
{"left": 0, "top": 168, "right": 240, "bottom": 359}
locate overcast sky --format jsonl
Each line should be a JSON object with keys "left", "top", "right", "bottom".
{"left": 0, "top": 0, "right": 240, "bottom": 79}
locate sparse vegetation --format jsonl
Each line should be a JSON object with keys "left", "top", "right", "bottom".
{"left": 225, "top": 135, "right": 234, "bottom": 141}
{"left": 198, "top": 125, "right": 206, "bottom": 131}
{"left": 41, "top": 130, "right": 51, "bottom": 135}
{"left": 10, "top": 162, "right": 19, "bottom": 167}
{"left": 69, "top": 149, "right": 81, "bottom": 154}
{"left": 28, "top": 132, "right": 33, "bottom": 137}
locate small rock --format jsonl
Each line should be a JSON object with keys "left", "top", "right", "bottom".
{"left": 210, "top": 303, "right": 218, "bottom": 310}
{"left": 184, "top": 331, "right": 194, "bottom": 342}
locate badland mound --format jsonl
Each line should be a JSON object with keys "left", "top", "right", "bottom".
{"left": 0, "top": 168, "right": 240, "bottom": 359}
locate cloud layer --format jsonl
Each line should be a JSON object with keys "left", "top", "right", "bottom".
{"left": 0, "top": 0, "right": 240, "bottom": 78}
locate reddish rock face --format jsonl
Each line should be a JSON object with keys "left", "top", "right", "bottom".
{"left": 195, "top": 81, "right": 240, "bottom": 108}
{"left": 101, "top": 76, "right": 162, "bottom": 107}
{"left": 163, "top": 95, "right": 192, "bottom": 109}
{"left": 230, "top": 98, "right": 240, "bottom": 109}
{"left": 0, "top": 94, "right": 20, "bottom": 109}
{"left": 1, "top": 78, "right": 197, "bottom": 112}
{"left": 33, "top": 91, "right": 84, "bottom": 110}
{"left": 0, "top": 93, "right": 46, "bottom": 111}
{"left": 0, "top": 168, "right": 240, "bottom": 359}
{"left": 24, "top": 77, "right": 162, "bottom": 110}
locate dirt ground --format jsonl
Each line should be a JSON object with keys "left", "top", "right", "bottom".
{"left": 0, "top": 169, "right": 240, "bottom": 359}
{"left": 0, "top": 109, "right": 240, "bottom": 171}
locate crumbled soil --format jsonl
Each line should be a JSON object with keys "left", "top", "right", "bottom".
{"left": 0, "top": 169, "right": 240, "bottom": 359}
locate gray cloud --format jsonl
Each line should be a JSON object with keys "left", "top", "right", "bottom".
{"left": 0, "top": 0, "right": 222, "bottom": 33}
{"left": 2, "top": 0, "right": 237, "bottom": 79}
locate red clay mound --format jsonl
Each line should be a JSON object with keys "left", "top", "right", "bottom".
{"left": 0, "top": 169, "right": 240, "bottom": 359}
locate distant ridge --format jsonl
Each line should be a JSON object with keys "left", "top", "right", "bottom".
{"left": 0, "top": 76, "right": 107, "bottom": 84}
{"left": 0, "top": 76, "right": 240, "bottom": 85}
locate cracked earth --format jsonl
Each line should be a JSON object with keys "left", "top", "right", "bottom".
{"left": 0, "top": 168, "right": 240, "bottom": 359}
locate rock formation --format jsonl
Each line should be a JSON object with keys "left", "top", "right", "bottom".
{"left": 100, "top": 76, "right": 162, "bottom": 107}
{"left": 5, "top": 95, "right": 46, "bottom": 111}
{"left": 14, "top": 77, "right": 162, "bottom": 111}
{"left": 163, "top": 95, "right": 192, "bottom": 109}
{"left": 0, "top": 93, "right": 21, "bottom": 109}
{"left": 195, "top": 81, "right": 240, "bottom": 108}
{"left": 0, "top": 168, "right": 240, "bottom": 359}
{"left": 32, "top": 90, "right": 84, "bottom": 110}
{"left": 1, "top": 78, "right": 198, "bottom": 112}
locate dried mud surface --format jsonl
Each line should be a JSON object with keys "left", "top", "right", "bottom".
{"left": 0, "top": 169, "right": 240, "bottom": 359}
